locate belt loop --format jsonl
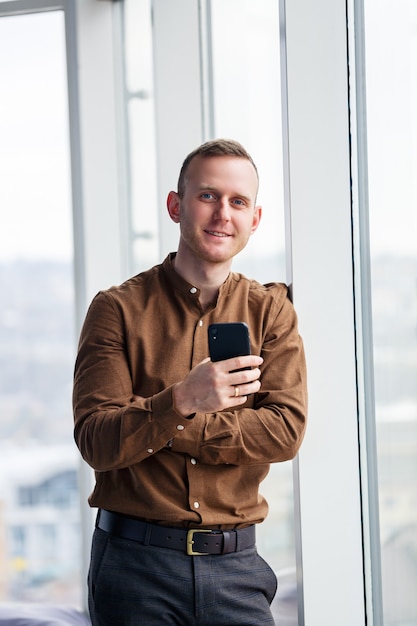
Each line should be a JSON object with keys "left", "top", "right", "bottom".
{"left": 222, "top": 530, "right": 237, "bottom": 554}
{"left": 143, "top": 523, "right": 152, "bottom": 546}
{"left": 95, "top": 509, "right": 101, "bottom": 528}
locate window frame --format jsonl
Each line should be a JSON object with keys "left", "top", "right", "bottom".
{"left": 280, "top": 0, "right": 380, "bottom": 622}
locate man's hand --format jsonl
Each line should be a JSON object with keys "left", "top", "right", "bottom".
{"left": 173, "top": 355, "right": 263, "bottom": 417}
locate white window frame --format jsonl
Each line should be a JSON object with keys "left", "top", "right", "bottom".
{"left": 281, "top": 0, "right": 370, "bottom": 623}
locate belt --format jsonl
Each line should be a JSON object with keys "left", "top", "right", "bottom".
{"left": 97, "top": 509, "right": 256, "bottom": 556}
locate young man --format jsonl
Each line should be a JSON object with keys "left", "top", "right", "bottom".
{"left": 73, "top": 139, "right": 307, "bottom": 625}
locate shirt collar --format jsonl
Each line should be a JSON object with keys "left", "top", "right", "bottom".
{"left": 161, "top": 253, "right": 238, "bottom": 300}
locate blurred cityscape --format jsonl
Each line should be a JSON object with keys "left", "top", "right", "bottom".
{"left": 0, "top": 260, "right": 81, "bottom": 605}
{"left": 0, "top": 255, "right": 416, "bottom": 617}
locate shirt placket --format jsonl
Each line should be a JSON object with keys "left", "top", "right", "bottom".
{"left": 187, "top": 310, "right": 210, "bottom": 519}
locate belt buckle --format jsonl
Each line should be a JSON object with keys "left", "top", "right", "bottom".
{"left": 186, "top": 529, "right": 212, "bottom": 556}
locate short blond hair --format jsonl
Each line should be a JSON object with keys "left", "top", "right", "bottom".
{"left": 177, "top": 139, "right": 258, "bottom": 198}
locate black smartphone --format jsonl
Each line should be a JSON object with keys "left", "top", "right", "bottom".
{"left": 208, "top": 322, "right": 251, "bottom": 366}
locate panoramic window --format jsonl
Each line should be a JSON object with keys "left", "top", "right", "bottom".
{"left": 0, "top": 10, "right": 80, "bottom": 605}
{"left": 364, "top": 0, "right": 417, "bottom": 623}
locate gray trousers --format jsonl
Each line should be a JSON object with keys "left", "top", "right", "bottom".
{"left": 88, "top": 527, "right": 277, "bottom": 626}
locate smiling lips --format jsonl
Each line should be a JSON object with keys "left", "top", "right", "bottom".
{"left": 205, "top": 230, "right": 231, "bottom": 237}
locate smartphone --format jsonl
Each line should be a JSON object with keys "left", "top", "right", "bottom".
{"left": 208, "top": 322, "right": 251, "bottom": 367}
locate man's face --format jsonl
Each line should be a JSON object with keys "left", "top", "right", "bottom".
{"left": 169, "top": 155, "right": 261, "bottom": 266}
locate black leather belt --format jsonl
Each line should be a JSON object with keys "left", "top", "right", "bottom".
{"left": 97, "top": 509, "right": 256, "bottom": 556}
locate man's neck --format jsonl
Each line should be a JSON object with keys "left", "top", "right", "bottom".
{"left": 173, "top": 250, "right": 231, "bottom": 311}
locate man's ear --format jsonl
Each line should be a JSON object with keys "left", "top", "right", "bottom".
{"left": 167, "top": 191, "right": 181, "bottom": 223}
{"left": 251, "top": 205, "right": 262, "bottom": 234}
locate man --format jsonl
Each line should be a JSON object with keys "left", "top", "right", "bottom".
{"left": 73, "top": 139, "right": 307, "bottom": 625}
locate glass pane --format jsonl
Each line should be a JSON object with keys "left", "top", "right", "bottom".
{"left": 0, "top": 11, "right": 81, "bottom": 606}
{"left": 211, "top": 0, "right": 286, "bottom": 285}
{"left": 364, "top": 1, "right": 417, "bottom": 623}
{"left": 123, "top": 0, "right": 159, "bottom": 274}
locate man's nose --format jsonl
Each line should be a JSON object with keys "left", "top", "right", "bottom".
{"left": 214, "top": 197, "right": 231, "bottom": 221}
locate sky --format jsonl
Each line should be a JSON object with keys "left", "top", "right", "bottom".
{"left": 0, "top": 11, "right": 73, "bottom": 262}
{"left": 364, "top": 0, "right": 417, "bottom": 256}
{"left": 0, "top": 2, "right": 416, "bottom": 263}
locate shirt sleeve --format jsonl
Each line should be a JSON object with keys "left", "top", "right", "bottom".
{"left": 73, "top": 291, "right": 194, "bottom": 471}
{"left": 170, "top": 293, "right": 308, "bottom": 465}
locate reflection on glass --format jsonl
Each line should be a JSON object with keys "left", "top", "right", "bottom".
{"left": 364, "top": 1, "right": 417, "bottom": 623}
{"left": 0, "top": 11, "right": 80, "bottom": 605}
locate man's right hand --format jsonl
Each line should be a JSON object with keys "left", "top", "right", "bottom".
{"left": 173, "top": 355, "right": 263, "bottom": 417}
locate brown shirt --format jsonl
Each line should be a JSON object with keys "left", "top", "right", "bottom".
{"left": 73, "top": 254, "right": 307, "bottom": 529}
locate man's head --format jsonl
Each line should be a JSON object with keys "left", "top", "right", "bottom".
{"left": 167, "top": 139, "right": 262, "bottom": 269}
{"left": 177, "top": 139, "right": 259, "bottom": 199}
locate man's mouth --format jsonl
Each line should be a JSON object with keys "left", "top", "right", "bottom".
{"left": 205, "top": 230, "right": 230, "bottom": 237}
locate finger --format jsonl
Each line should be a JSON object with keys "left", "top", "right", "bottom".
{"left": 221, "top": 354, "right": 263, "bottom": 372}
{"left": 229, "top": 367, "right": 261, "bottom": 386}
{"left": 231, "top": 378, "right": 261, "bottom": 399}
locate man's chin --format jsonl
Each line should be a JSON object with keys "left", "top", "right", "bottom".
{"left": 199, "top": 248, "right": 235, "bottom": 265}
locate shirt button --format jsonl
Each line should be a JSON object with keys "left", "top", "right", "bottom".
{"left": 190, "top": 458, "right": 197, "bottom": 465}
{"left": 193, "top": 501, "right": 200, "bottom": 509}
{"left": 190, "top": 287, "right": 197, "bottom": 294}
{"left": 176, "top": 424, "right": 185, "bottom": 431}
{"left": 147, "top": 448, "right": 154, "bottom": 454}
{"left": 198, "top": 320, "right": 203, "bottom": 327}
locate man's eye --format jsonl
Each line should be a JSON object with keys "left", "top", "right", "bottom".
{"left": 201, "top": 192, "right": 214, "bottom": 200}
{"left": 233, "top": 198, "right": 245, "bottom": 206}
